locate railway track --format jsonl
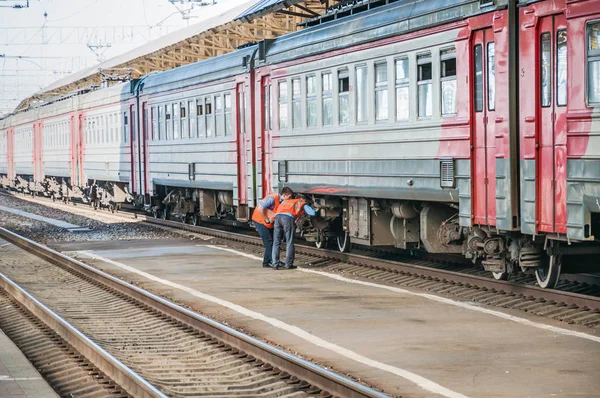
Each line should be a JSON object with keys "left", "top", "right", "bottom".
{"left": 2, "top": 190, "right": 600, "bottom": 328}
{"left": 0, "top": 226, "right": 389, "bottom": 398}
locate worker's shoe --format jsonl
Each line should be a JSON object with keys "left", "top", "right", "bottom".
{"left": 277, "top": 264, "right": 297, "bottom": 270}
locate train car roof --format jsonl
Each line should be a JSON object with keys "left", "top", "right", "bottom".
{"left": 140, "top": 46, "right": 257, "bottom": 96}
{"left": 262, "top": 0, "right": 509, "bottom": 65}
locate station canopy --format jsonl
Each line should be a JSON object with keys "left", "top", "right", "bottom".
{"left": 15, "top": 0, "right": 352, "bottom": 112}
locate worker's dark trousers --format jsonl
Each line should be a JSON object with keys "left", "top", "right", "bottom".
{"left": 272, "top": 215, "right": 295, "bottom": 267}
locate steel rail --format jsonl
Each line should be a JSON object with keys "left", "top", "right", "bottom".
{"left": 0, "top": 270, "right": 165, "bottom": 398}
{"left": 0, "top": 226, "right": 389, "bottom": 398}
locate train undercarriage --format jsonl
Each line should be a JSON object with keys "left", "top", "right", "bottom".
{"left": 147, "top": 186, "right": 241, "bottom": 225}
{"left": 298, "top": 196, "right": 600, "bottom": 289}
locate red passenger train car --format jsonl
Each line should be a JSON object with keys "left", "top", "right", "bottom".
{"left": 0, "top": 0, "right": 599, "bottom": 288}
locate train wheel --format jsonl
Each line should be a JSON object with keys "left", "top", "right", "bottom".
{"left": 181, "top": 214, "right": 188, "bottom": 224}
{"left": 492, "top": 272, "right": 509, "bottom": 281}
{"left": 192, "top": 213, "right": 200, "bottom": 226}
{"left": 337, "top": 231, "right": 352, "bottom": 253}
{"left": 535, "top": 253, "right": 562, "bottom": 289}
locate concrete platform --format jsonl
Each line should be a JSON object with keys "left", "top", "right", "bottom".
{"left": 0, "top": 330, "right": 58, "bottom": 398}
{"left": 24, "top": 239, "right": 600, "bottom": 398}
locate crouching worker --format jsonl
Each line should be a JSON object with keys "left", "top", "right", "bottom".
{"left": 272, "top": 194, "right": 316, "bottom": 270}
{"left": 251, "top": 187, "right": 293, "bottom": 267}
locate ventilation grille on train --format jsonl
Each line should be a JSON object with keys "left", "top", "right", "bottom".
{"left": 440, "top": 159, "right": 455, "bottom": 188}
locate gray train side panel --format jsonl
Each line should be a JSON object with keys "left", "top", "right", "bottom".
{"left": 567, "top": 159, "right": 600, "bottom": 241}
{"left": 276, "top": 158, "right": 466, "bottom": 204}
{"left": 520, "top": 159, "right": 537, "bottom": 236}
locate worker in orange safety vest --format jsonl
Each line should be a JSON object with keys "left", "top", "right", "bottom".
{"left": 271, "top": 194, "right": 316, "bottom": 270}
{"left": 251, "top": 186, "right": 293, "bottom": 267}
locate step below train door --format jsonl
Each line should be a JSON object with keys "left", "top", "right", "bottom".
{"left": 472, "top": 27, "right": 497, "bottom": 226}
{"left": 537, "top": 14, "right": 568, "bottom": 235}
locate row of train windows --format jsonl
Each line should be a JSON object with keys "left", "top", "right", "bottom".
{"left": 275, "top": 48, "right": 458, "bottom": 130}
{"left": 150, "top": 92, "right": 232, "bottom": 141}
{"left": 43, "top": 123, "right": 69, "bottom": 149}
{"left": 85, "top": 113, "right": 128, "bottom": 145}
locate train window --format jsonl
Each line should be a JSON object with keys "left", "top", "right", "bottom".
{"left": 123, "top": 113, "right": 128, "bottom": 143}
{"left": 215, "top": 95, "right": 224, "bottom": 136}
{"left": 541, "top": 32, "right": 552, "bottom": 107}
{"left": 556, "top": 30, "right": 567, "bottom": 107}
{"left": 356, "top": 66, "right": 367, "bottom": 123}
{"left": 441, "top": 48, "right": 457, "bottom": 116}
{"left": 322, "top": 72, "right": 333, "bottom": 126}
{"left": 587, "top": 22, "right": 600, "bottom": 104}
{"left": 173, "top": 103, "right": 180, "bottom": 139}
{"left": 131, "top": 110, "right": 136, "bottom": 143}
{"left": 205, "top": 97, "right": 213, "bottom": 137}
{"left": 278, "top": 81, "right": 289, "bottom": 130}
{"left": 165, "top": 104, "right": 172, "bottom": 140}
{"left": 158, "top": 106, "right": 164, "bottom": 140}
{"left": 375, "top": 62, "right": 388, "bottom": 121}
{"left": 292, "top": 78, "right": 302, "bottom": 129}
{"left": 238, "top": 91, "right": 245, "bottom": 136}
{"left": 338, "top": 69, "right": 350, "bottom": 125}
{"left": 395, "top": 58, "right": 409, "bottom": 121}
{"left": 487, "top": 43, "right": 495, "bottom": 111}
{"left": 264, "top": 83, "right": 272, "bottom": 130}
{"left": 180, "top": 103, "right": 188, "bottom": 139}
{"left": 306, "top": 75, "right": 317, "bottom": 127}
{"left": 151, "top": 107, "right": 157, "bottom": 141}
{"left": 474, "top": 45, "right": 483, "bottom": 112}
{"left": 109, "top": 114, "right": 114, "bottom": 143}
{"left": 418, "top": 54, "right": 432, "bottom": 118}
{"left": 197, "top": 99, "right": 205, "bottom": 137}
{"left": 224, "top": 93, "right": 232, "bottom": 136}
{"left": 188, "top": 101, "right": 196, "bottom": 138}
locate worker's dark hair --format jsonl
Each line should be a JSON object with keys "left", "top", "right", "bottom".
{"left": 280, "top": 187, "right": 293, "bottom": 196}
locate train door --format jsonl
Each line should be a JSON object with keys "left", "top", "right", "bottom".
{"left": 78, "top": 114, "right": 86, "bottom": 186}
{"left": 140, "top": 102, "right": 149, "bottom": 198}
{"left": 34, "top": 121, "right": 43, "bottom": 183}
{"left": 236, "top": 83, "right": 248, "bottom": 208}
{"left": 472, "top": 28, "right": 497, "bottom": 226}
{"left": 140, "top": 102, "right": 149, "bottom": 197}
{"left": 537, "top": 14, "right": 567, "bottom": 234}
{"left": 7, "top": 129, "right": 13, "bottom": 182}
{"left": 260, "top": 75, "right": 273, "bottom": 197}
{"left": 71, "top": 113, "right": 78, "bottom": 184}
{"left": 129, "top": 104, "right": 137, "bottom": 195}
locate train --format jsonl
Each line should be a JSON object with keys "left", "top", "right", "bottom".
{"left": 1, "top": 0, "right": 599, "bottom": 288}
